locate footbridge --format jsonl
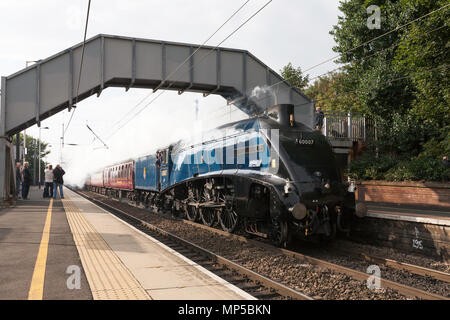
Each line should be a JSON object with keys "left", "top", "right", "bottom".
{"left": 0, "top": 34, "right": 314, "bottom": 202}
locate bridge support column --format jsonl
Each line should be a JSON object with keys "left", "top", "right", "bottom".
{"left": 0, "top": 139, "right": 15, "bottom": 204}
{"left": 1, "top": 76, "right": 15, "bottom": 204}
{"left": 0, "top": 139, "right": 5, "bottom": 202}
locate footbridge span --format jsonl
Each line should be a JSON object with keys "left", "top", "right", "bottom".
{"left": 0, "top": 34, "right": 314, "bottom": 202}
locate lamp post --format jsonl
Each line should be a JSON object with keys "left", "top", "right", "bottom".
{"left": 38, "top": 126, "right": 49, "bottom": 189}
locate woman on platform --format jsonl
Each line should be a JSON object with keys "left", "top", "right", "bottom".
{"left": 44, "top": 165, "right": 54, "bottom": 198}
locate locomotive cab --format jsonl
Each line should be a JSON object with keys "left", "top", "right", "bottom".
{"left": 262, "top": 104, "right": 366, "bottom": 242}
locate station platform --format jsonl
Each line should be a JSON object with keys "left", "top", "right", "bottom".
{"left": 0, "top": 186, "right": 254, "bottom": 300}
{"left": 365, "top": 204, "right": 450, "bottom": 227}
{"left": 352, "top": 203, "right": 450, "bottom": 260}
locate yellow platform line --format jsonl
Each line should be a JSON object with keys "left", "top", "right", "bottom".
{"left": 61, "top": 195, "right": 151, "bottom": 300}
{"left": 28, "top": 198, "right": 53, "bottom": 300}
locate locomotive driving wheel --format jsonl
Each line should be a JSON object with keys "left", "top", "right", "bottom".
{"left": 272, "top": 219, "right": 289, "bottom": 248}
{"left": 185, "top": 187, "right": 199, "bottom": 221}
{"left": 199, "top": 183, "right": 217, "bottom": 227}
{"left": 199, "top": 207, "right": 217, "bottom": 227}
{"left": 217, "top": 193, "right": 238, "bottom": 233}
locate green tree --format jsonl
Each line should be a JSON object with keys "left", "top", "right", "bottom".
{"left": 12, "top": 134, "right": 51, "bottom": 185}
{"left": 280, "top": 62, "right": 309, "bottom": 91}
{"left": 329, "top": 0, "right": 449, "bottom": 181}
{"left": 394, "top": 0, "right": 449, "bottom": 133}
{"left": 330, "top": 0, "right": 414, "bottom": 119}
{"left": 305, "top": 71, "right": 363, "bottom": 112}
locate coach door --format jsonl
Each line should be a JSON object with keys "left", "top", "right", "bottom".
{"left": 158, "top": 149, "right": 170, "bottom": 191}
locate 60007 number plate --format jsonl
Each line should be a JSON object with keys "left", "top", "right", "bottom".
{"left": 296, "top": 139, "right": 314, "bottom": 145}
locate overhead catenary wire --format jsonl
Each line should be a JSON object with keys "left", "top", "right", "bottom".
{"left": 302, "top": 3, "right": 450, "bottom": 74}
{"left": 64, "top": 0, "right": 92, "bottom": 137}
{"left": 87, "top": 2, "right": 448, "bottom": 145}
{"left": 203, "top": 21, "right": 449, "bottom": 122}
{"left": 104, "top": 0, "right": 273, "bottom": 141}
{"left": 206, "top": 62, "right": 448, "bottom": 122}
{"left": 292, "top": 64, "right": 448, "bottom": 109}
{"left": 103, "top": 0, "right": 252, "bottom": 135}
{"left": 86, "top": 124, "right": 109, "bottom": 149}
{"left": 308, "top": 24, "right": 448, "bottom": 82}
{"left": 234, "top": 3, "right": 450, "bottom": 101}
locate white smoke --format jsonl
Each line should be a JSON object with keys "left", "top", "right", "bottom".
{"left": 58, "top": 88, "right": 246, "bottom": 188}
{"left": 250, "top": 85, "right": 278, "bottom": 112}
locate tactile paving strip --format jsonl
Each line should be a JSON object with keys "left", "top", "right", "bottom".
{"left": 62, "top": 196, "right": 151, "bottom": 300}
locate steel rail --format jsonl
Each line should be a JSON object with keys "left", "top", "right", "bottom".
{"left": 73, "top": 189, "right": 313, "bottom": 301}
{"left": 170, "top": 212, "right": 450, "bottom": 300}
{"left": 79, "top": 189, "right": 448, "bottom": 300}
{"left": 333, "top": 248, "right": 450, "bottom": 283}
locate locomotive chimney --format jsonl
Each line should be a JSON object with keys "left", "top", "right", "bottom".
{"left": 266, "top": 104, "right": 295, "bottom": 126}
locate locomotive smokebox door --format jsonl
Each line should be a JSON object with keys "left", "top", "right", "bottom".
{"left": 266, "top": 104, "right": 295, "bottom": 127}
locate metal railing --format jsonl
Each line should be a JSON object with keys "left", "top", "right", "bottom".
{"left": 320, "top": 111, "right": 375, "bottom": 142}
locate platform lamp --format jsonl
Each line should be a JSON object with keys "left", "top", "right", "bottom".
{"left": 38, "top": 126, "right": 50, "bottom": 189}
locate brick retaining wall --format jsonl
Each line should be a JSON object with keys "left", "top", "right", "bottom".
{"left": 356, "top": 181, "right": 450, "bottom": 209}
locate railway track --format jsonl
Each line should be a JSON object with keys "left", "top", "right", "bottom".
{"left": 76, "top": 189, "right": 449, "bottom": 300}
{"left": 332, "top": 248, "right": 450, "bottom": 283}
{"left": 179, "top": 217, "right": 449, "bottom": 300}
{"left": 72, "top": 188, "right": 313, "bottom": 301}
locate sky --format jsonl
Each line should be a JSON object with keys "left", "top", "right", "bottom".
{"left": 0, "top": 0, "right": 342, "bottom": 186}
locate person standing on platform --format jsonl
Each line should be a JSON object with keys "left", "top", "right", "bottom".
{"left": 53, "top": 165, "right": 65, "bottom": 199}
{"left": 23, "top": 162, "right": 31, "bottom": 200}
{"left": 314, "top": 106, "right": 324, "bottom": 131}
{"left": 15, "top": 162, "right": 22, "bottom": 199}
{"left": 44, "top": 165, "right": 54, "bottom": 198}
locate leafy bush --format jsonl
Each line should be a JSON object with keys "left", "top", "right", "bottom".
{"left": 349, "top": 118, "right": 449, "bottom": 182}
{"left": 349, "top": 154, "right": 450, "bottom": 182}
{"left": 348, "top": 154, "right": 397, "bottom": 181}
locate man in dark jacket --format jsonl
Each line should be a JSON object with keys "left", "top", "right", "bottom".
{"left": 314, "top": 106, "right": 324, "bottom": 130}
{"left": 23, "top": 162, "right": 31, "bottom": 200}
{"left": 53, "top": 165, "right": 65, "bottom": 199}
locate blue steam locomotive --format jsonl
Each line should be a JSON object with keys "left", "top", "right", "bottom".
{"left": 85, "top": 104, "right": 366, "bottom": 246}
